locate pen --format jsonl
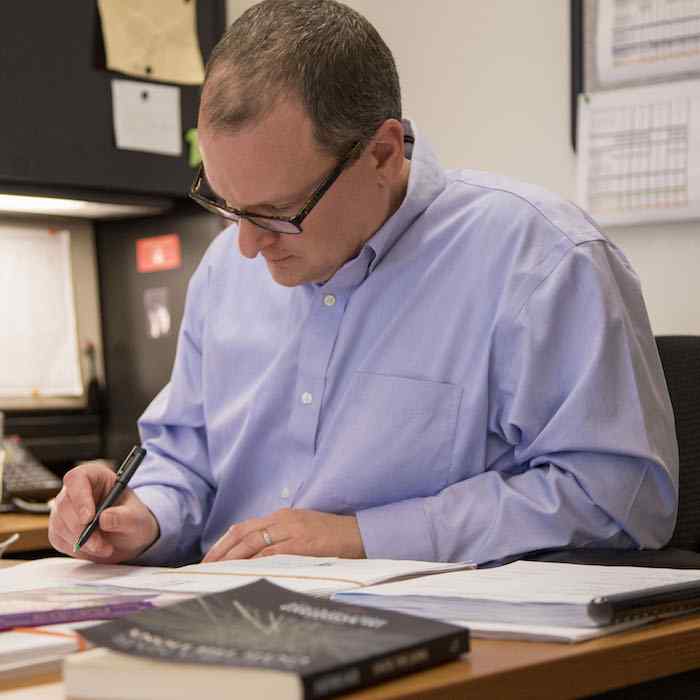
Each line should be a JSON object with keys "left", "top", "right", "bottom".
{"left": 74, "top": 446, "right": 146, "bottom": 553}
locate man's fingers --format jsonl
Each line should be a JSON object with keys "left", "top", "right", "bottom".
{"left": 51, "top": 488, "right": 83, "bottom": 535}
{"left": 224, "top": 530, "right": 270, "bottom": 560}
{"left": 252, "top": 543, "right": 290, "bottom": 558}
{"left": 202, "top": 517, "right": 285, "bottom": 563}
{"left": 48, "top": 462, "right": 158, "bottom": 564}
{"left": 50, "top": 529, "right": 99, "bottom": 561}
{"left": 99, "top": 505, "right": 139, "bottom": 534}
{"left": 49, "top": 508, "right": 112, "bottom": 558}
{"left": 202, "top": 517, "right": 268, "bottom": 562}
{"left": 213, "top": 525, "right": 290, "bottom": 561}
{"left": 62, "top": 465, "right": 116, "bottom": 524}
{"left": 202, "top": 533, "right": 258, "bottom": 564}
{"left": 48, "top": 507, "right": 74, "bottom": 554}
{"left": 60, "top": 479, "right": 94, "bottom": 525}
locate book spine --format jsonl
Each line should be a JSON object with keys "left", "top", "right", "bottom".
{"left": 0, "top": 602, "right": 154, "bottom": 631}
{"left": 302, "top": 629, "right": 469, "bottom": 700}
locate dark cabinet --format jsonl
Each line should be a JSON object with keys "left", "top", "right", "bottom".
{"left": 95, "top": 203, "right": 222, "bottom": 460}
{"left": 0, "top": 2, "right": 225, "bottom": 199}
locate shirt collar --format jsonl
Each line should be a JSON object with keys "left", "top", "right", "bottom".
{"left": 318, "top": 119, "right": 446, "bottom": 292}
{"left": 366, "top": 119, "right": 446, "bottom": 274}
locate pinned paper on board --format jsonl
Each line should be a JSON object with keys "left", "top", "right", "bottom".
{"left": 97, "top": 0, "right": 205, "bottom": 85}
{"left": 111, "top": 79, "right": 182, "bottom": 156}
{"left": 577, "top": 79, "right": 700, "bottom": 226}
{"left": 136, "top": 233, "right": 182, "bottom": 273}
{"left": 185, "top": 128, "right": 201, "bottom": 168}
{"left": 143, "top": 288, "right": 172, "bottom": 340}
{"left": 596, "top": 0, "right": 700, "bottom": 86}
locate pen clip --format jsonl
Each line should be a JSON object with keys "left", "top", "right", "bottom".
{"left": 115, "top": 446, "right": 143, "bottom": 478}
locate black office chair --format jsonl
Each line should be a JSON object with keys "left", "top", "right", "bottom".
{"left": 525, "top": 335, "right": 700, "bottom": 568}
{"left": 656, "top": 335, "right": 700, "bottom": 552}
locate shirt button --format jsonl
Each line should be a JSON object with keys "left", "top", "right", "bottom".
{"left": 301, "top": 392, "right": 313, "bottom": 405}
{"left": 323, "top": 294, "right": 336, "bottom": 307}
{"left": 281, "top": 487, "right": 290, "bottom": 499}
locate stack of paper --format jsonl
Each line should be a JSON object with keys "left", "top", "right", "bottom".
{"left": 0, "top": 620, "right": 99, "bottom": 680}
{"left": 5, "top": 556, "right": 700, "bottom": 646}
{"left": 333, "top": 560, "right": 700, "bottom": 642}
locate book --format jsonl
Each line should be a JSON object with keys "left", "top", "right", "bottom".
{"left": 90, "top": 554, "right": 475, "bottom": 596}
{"left": 0, "top": 625, "right": 80, "bottom": 668}
{"left": 0, "top": 586, "right": 156, "bottom": 631}
{"left": 65, "top": 579, "right": 470, "bottom": 700}
{"left": 333, "top": 560, "right": 700, "bottom": 635}
{"left": 0, "top": 621, "right": 98, "bottom": 682}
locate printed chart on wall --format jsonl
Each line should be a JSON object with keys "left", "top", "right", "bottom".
{"left": 577, "top": 78, "right": 700, "bottom": 226}
{"left": 596, "top": 0, "right": 700, "bottom": 85}
{"left": 0, "top": 225, "right": 83, "bottom": 398}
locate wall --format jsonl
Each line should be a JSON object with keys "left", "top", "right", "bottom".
{"left": 226, "top": 0, "right": 699, "bottom": 334}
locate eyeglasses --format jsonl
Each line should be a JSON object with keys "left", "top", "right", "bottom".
{"left": 189, "top": 141, "right": 363, "bottom": 235}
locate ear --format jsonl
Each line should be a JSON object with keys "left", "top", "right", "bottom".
{"left": 367, "top": 119, "right": 406, "bottom": 183}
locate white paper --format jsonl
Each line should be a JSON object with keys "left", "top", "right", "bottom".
{"left": 0, "top": 557, "right": 170, "bottom": 593}
{"left": 91, "top": 555, "right": 474, "bottom": 596}
{"left": 577, "top": 79, "right": 700, "bottom": 226}
{"left": 111, "top": 79, "right": 182, "bottom": 156}
{"left": 0, "top": 627, "right": 78, "bottom": 667}
{"left": 597, "top": 0, "right": 700, "bottom": 85}
{"left": 338, "top": 560, "right": 700, "bottom": 605}
{"left": 0, "top": 227, "right": 82, "bottom": 397}
{"left": 98, "top": 0, "right": 205, "bottom": 85}
{"left": 450, "top": 618, "right": 645, "bottom": 643}
{"left": 335, "top": 561, "right": 700, "bottom": 633}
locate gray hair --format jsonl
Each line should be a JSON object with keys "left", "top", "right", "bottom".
{"left": 201, "top": 0, "right": 402, "bottom": 159}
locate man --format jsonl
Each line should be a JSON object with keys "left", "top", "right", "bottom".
{"left": 48, "top": 0, "right": 678, "bottom": 567}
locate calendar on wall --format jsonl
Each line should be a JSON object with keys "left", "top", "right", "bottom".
{"left": 572, "top": 0, "right": 700, "bottom": 226}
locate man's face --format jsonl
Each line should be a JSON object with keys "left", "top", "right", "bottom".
{"left": 198, "top": 99, "right": 380, "bottom": 287}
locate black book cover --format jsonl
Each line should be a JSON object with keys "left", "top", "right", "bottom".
{"left": 81, "top": 579, "right": 469, "bottom": 699}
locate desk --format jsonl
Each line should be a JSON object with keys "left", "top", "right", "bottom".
{"left": 2, "top": 613, "right": 700, "bottom": 698}
{"left": 0, "top": 513, "right": 50, "bottom": 554}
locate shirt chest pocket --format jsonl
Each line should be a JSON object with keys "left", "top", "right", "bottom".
{"left": 318, "top": 371, "right": 461, "bottom": 509}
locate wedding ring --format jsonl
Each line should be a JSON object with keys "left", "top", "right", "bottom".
{"left": 261, "top": 529, "right": 273, "bottom": 547}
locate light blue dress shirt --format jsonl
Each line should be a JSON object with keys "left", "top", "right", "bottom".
{"left": 132, "top": 121, "right": 678, "bottom": 566}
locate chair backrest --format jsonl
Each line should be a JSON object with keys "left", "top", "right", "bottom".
{"left": 656, "top": 336, "right": 700, "bottom": 551}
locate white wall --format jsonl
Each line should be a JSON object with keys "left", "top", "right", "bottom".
{"left": 226, "top": 0, "right": 699, "bottom": 334}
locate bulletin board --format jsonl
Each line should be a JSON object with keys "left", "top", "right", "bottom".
{"left": 0, "top": 1, "right": 225, "bottom": 200}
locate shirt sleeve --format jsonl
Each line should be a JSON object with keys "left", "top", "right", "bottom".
{"left": 129, "top": 251, "right": 216, "bottom": 566}
{"left": 357, "top": 240, "right": 679, "bottom": 564}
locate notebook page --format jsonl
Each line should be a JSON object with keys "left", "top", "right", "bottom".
{"left": 338, "top": 560, "right": 700, "bottom": 604}
{"left": 91, "top": 555, "right": 474, "bottom": 595}
{"left": 0, "top": 558, "right": 170, "bottom": 593}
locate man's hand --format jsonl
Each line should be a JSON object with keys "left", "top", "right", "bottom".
{"left": 48, "top": 460, "right": 159, "bottom": 564}
{"left": 202, "top": 508, "right": 366, "bottom": 562}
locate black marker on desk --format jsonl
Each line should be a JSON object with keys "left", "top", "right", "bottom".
{"left": 74, "top": 446, "right": 146, "bottom": 553}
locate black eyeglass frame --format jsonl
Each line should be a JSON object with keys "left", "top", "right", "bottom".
{"left": 189, "top": 141, "right": 363, "bottom": 235}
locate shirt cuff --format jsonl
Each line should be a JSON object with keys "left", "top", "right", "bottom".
{"left": 357, "top": 498, "right": 436, "bottom": 561}
{"left": 130, "top": 485, "right": 184, "bottom": 566}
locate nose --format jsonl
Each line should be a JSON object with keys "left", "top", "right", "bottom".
{"left": 237, "top": 218, "right": 279, "bottom": 259}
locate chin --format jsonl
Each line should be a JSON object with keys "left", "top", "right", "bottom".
{"left": 266, "top": 260, "right": 327, "bottom": 287}
{"left": 271, "top": 275, "right": 301, "bottom": 287}
{"left": 268, "top": 266, "right": 304, "bottom": 287}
